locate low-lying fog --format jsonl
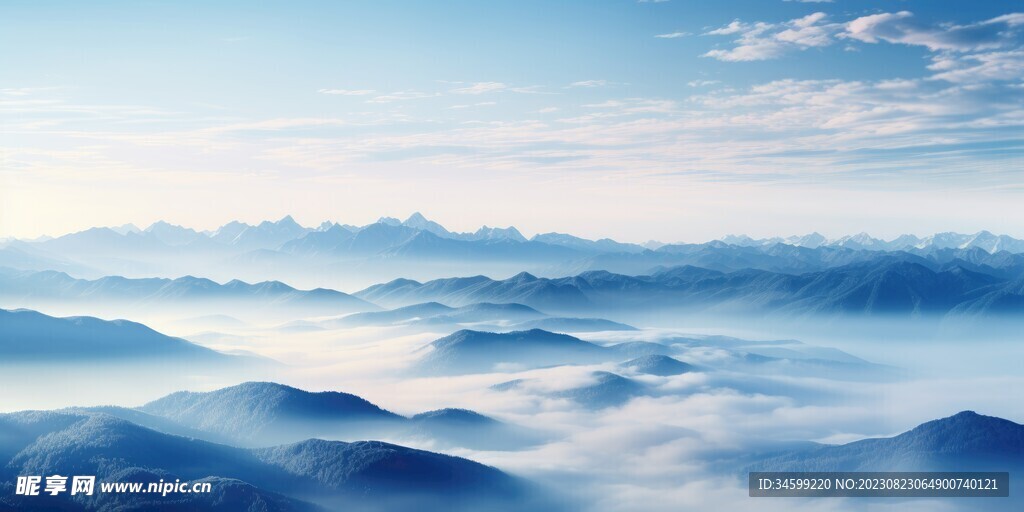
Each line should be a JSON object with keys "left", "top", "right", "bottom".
{"left": 2, "top": 306, "right": 1020, "bottom": 512}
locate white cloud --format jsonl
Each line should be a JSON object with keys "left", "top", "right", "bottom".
{"left": 450, "top": 82, "right": 508, "bottom": 94}
{"left": 507, "top": 85, "right": 552, "bottom": 94}
{"left": 317, "top": 88, "right": 376, "bottom": 96}
{"left": 207, "top": 118, "right": 351, "bottom": 132}
{"left": 568, "top": 79, "right": 610, "bottom": 88}
{"left": 703, "top": 38, "right": 787, "bottom": 62}
{"left": 776, "top": 12, "right": 833, "bottom": 47}
{"left": 655, "top": 32, "right": 690, "bottom": 39}
{"left": 447, "top": 102, "right": 497, "bottom": 110}
{"left": 687, "top": 80, "right": 720, "bottom": 87}
{"left": 365, "top": 91, "right": 438, "bottom": 103}
{"left": 0, "top": 86, "right": 60, "bottom": 96}
{"left": 989, "top": 13, "right": 1024, "bottom": 27}
{"left": 706, "top": 20, "right": 748, "bottom": 36}
{"left": 703, "top": 13, "right": 839, "bottom": 62}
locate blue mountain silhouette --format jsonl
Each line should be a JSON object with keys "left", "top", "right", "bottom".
{"left": 0, "top": 410, "right": 529, "bottom": 511}
{"left": 749, "top": 411, "right": 1024, "bottom": 472}
{"left": 416, "top": 329, "right": 610, "bottom": 375}
{"left": 620, "top": 355, "right": 697, "bottom": 376}
{"left": 0, "top": 308, "right": 231, "bottom": 362}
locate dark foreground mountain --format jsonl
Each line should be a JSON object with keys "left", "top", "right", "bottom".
{"left": 0, "top": 308, "right": 233, "bottom": 363}
{"left": 0, "top": 410, "right": 532, "bottom": 512}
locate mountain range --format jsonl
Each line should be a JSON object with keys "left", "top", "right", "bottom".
{"left": 4, "top": 213, "right": 1024, "bottom": 290}
{"left": 16, "top": 214, "right": 1024, "bottom": 256}
{"left": 0, "top": 268, "right": 376, "bottom": 321}
{"left": 723, "top": 231, "right": 1024, "bottom": 254}
{"left": 8, "top": 254, "right": 1021, "bottom": 325}
{"left": 357, "top": 259, "right": 1024, "bottom": 318}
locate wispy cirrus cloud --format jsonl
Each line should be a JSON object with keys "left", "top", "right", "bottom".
{"left": 9, "top": 69, "right": 1022, "bottom": 187}
{"left": 450, "top": 82, "right": 508, "bottom": 94}
{"left": 365, "top": 90, "right": 439, "bottom": 103}
{"left": 655, "top": 32, "right": 690, "bottom": 39}
{"left": 317, "top": 88, "right": 376, "bottom": 96}
{"left": 568, "top": 79, "right": 610, "bottom": 88}
{"left": 687, "top": 80, "right": 720, "bottom": 88}
{"left": 447, "top": 102, "right": 497, "bottom": 110}
{"left": 446, "top": 82, "right": 551, "bottom": 95}
{"left": 0, "top": 86, "right": 61, "bottom": 96}
{"left": 928, "top": 50, "right": 1024, "bottom": 83}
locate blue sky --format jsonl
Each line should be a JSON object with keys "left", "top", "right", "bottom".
{"left": 1, "top": 0, "right": 1022, "bottom": 241}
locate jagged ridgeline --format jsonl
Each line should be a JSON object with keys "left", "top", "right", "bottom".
{"left": 3, "top": 213, "right": 1023, "bottom": 297}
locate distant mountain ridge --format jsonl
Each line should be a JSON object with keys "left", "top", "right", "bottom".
{"left": 7, "top": 253, "right": 1021, "bottom": 323}
{"left": 5, "top": 213, "right": 1024, "bottom": 292}
{"left": 323, "top": 301, "right": 635, "bottom": 333}
{"left": 0, "top": 268, "right": 377, "bottom": 319}
{"left": 13, "top": 213, "right": 1024, "bottom": 255}
{"left": 720, "top": 230, "right": 1024, "bottom": 253}
{"left": 356, "top": 259, "right": 1024, "bottom": 318}
{"left": 415, "top": 328, "right": 671, "bottom": 375}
